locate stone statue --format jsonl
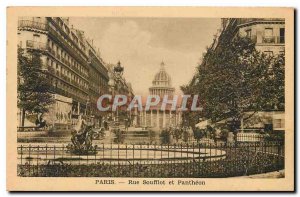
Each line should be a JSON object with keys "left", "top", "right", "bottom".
{"left": 67, "top": 116, "right": 97, "bottom": 155}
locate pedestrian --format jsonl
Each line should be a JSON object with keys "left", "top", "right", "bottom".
{"left": 104, "top": 120, "right": 108, "bottom": 131}
{"left": 124, "top": 118, "right": 128, "bottom": 131}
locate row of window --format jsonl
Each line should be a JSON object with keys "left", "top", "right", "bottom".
{"left": 47, "top": 55, "right": 109, "bottom": 102}
{"left": 47, "top": 57, "right": 89, "bottom": 90}
{"left": 89, "top": 69, "right": 108, "bottom": 93}
{"left": 48, "top": 39, "right": 88, "bottom": 77}
{"left": 153, "top": 81, "right": 170, "bottom": 86}
{"left": 245, "top": 27, "right": 285, "bottom": 43}
{"left": 52, "top": 17, "right": 86, "bottom": 52}
{"left": 51, "top": 76, "right": 88, "bottom": 102}
{"left": 19, "top": 17, "right": 88, "bottom": 61}
{"left": 19, "top": 17, "right": 103, "bottom": 73}
{"left": 48, "top": 22, "right": 88, "bottom": 65}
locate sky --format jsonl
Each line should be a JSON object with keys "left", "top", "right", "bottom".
{"left": 69, "top": 17, "right": 221, "bottom": 96}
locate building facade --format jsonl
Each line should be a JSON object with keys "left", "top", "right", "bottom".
{"left": 17, "top": 17, "right": 110, "bottom": 130}
{"left": 140, "top": 62, "right": 181, "bottom": 130}
{"left": 86, "top": 39, "right": 109, "bottom": 127}
{"left": 221, "top": 18, "right": 285, "bottom": 55}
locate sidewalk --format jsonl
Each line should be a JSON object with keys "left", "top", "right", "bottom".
{"left": 235, "top": 170, "right": 285, "bottom": 178}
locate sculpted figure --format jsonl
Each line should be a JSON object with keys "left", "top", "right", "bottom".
{"left": 68, "top": 115, "right": 97, "bottom": 154}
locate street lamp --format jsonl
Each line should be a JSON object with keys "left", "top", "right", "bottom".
{"left": 127, "top": 90, "right": 133, "bottom": 125}
{"left": 111, "top": 61, "right": 124, "bottom": 123}
{"left": 114, "top": 61, "right": 124, "bottom": 77}
{"left": 108, "top": 79, "right": 115, "bottom": 121}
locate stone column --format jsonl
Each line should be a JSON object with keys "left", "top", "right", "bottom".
{"left": 133, "top": 106, "right": 137, "bottom": 126}
{"left": 144, "top": 110, "right": 147, "bottom": 127}
{"left": 141, "top": 110, "right": 144, "bottom": 126}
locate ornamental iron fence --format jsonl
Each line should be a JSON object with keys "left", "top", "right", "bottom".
{"left": 17, "top": 141, "right": 284, "bottom": 177}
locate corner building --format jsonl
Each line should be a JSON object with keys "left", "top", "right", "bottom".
{"left": 217, "top": 18, "right": 285, "bottom": 132}
{"left": 221, "top": 18, "right": 285, "bottom": 56}
{"left": 17, "top": 17, "right": 109, "bottom": 130}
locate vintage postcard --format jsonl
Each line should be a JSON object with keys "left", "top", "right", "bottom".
{"left": 6, "top": 7, "right": 294, "bottom": 191}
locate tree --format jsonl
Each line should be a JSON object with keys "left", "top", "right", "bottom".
{"left": 262, "top": 54, "right": 285, "bottom": 110}
{"left": 180, "top": 84, "right": 202, "bottom": 130}
{"left": 17, "top": 48, "right": 54, "bottom": 127}
{"left": 193, "top": 127, "right": 205, "bottom": 143}
{"left": 206, "top": 125, "right": 214, "bottom": 138}
{"left": 182, "top": 130, "right": 189, "bottom": 143}
{"left": 160, "top": 128, "right": 171, "bottom": 144}
{"left": 182, "top": 35, "right": 285, "bottom": 132}
{"left": 173, "top": 127, "right": 183, "bottom": 142}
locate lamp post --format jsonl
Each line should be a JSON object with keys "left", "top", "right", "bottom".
{"left": 109, "top": 61, "right": 124, "bottom": 123}
{"left": 127, "top": 90, "right": 133, "bottom": 126}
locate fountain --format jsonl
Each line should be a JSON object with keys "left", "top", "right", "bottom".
{"left": 66, "top": 124, "right": 98, "bottom": 155}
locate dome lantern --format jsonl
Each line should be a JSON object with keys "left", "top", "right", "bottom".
{"left": 152, "top": 61, "right": 172, "bottom": 87}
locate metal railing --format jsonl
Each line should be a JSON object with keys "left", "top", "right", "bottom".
{"left": 262, "top": 36, "right": 285, "bottom": 44}
{"left": 26, "top": 40, "right": 47, "bottom": 51}
{"left": 17, "top": 141, "right": 284, "bottom": 177}
{"left": 18, "top": 20, "right": 47, "bottom": 31}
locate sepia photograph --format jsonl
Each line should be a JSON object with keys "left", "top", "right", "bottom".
{"left": 6, "top": 7, "right": 294, "bottom": 191}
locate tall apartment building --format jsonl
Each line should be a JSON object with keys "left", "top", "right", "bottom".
{"left": 86, "top": 39, "right": 109, "bottom": 127}
{"left": 17, "top": 17, "right": 109, "bottom": 130}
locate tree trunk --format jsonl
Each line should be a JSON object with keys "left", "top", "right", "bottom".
{"left": 241, "top": 117, "right": 244, "bottom": 133}
{"left": 21, "top": 109, "right": 25, "bottom": 131}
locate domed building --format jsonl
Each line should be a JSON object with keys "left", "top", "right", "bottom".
{"left": 140, "top": 62, "right": 182, "bottom": 130}
{"left": 149, "top": 62, "right": 175, "bottom": 98}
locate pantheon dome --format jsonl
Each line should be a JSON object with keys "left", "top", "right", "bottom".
{"left": 149, "top": 62, "right": 175, "bottom": 98}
